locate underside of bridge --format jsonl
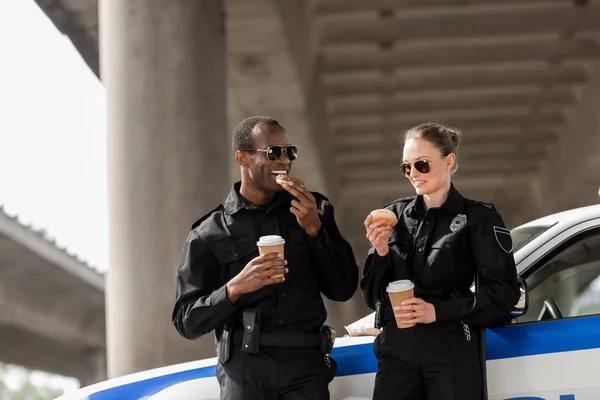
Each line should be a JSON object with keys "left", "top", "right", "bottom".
{"left": 21, "top": 0, "right": 600, "bottom": 381}
{"left": 0, "top": 208, "right": 106, "bottom": 386}
{"left": 37, "top": 0, "right": 600, "bottom": 249}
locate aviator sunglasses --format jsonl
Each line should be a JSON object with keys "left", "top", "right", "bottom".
{"left": 400, "top": 160, "right": 431, "bottom": 177}
{"left": 243, "top": 145, "right": 299, "bottom": 161}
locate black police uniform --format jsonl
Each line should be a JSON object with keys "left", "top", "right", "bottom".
{"left": 361, "top": 184, "right": 520, "bottom": 400}
{"left": 172, "top": 181, "right": 358, "bottom": 400}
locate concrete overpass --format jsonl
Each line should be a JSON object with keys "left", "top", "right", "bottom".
{"left": 36, "top": 0, "right": 600, "bottom": 241}
{"left": 6, "top": 0, "right": 599, "bottom": 384}
{"left": 0, "top": 207, "right": 105, "bottom": 386}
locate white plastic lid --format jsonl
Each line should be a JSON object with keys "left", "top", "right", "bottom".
{"left": 370, "top": 209, "right": 396, "bottom": 217}
{"left": 386, "top": 280, "right": 414, "bottom": 292}
{"left": 256, "top": 235, "right": 286, "bottom": 246}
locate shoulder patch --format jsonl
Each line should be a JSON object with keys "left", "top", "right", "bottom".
{"left": 493, "top": 226, "right": 513, "bottom": 253}
{"left": 190, "top": 204, "right": 224, "bottom": 230}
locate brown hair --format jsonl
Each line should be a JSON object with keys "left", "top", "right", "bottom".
{"left": 404, "top": 122, "right": 461, "bottom": 174}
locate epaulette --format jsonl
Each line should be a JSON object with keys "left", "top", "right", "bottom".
{"left": 464, "top": 198, "right": 496, "bottom": 211}
{"left": 383, "top": 195, "right": 416, "bottom": 209}
{"left": 190, "top": 204, "right": 224, "bottom": 230}
{"left": 311, "top": 191, "right": 330, "bottom": 203}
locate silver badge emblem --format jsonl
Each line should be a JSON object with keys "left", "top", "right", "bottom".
{"left": 450, "top": 214, "right": 467, "bottom": 232}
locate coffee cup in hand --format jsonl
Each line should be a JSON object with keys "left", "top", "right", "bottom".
{"left": 257, "top": 235, "right": 286, "bottom": 279}
{"left": 386, "top": 280, "right": 415, "bottom": 329}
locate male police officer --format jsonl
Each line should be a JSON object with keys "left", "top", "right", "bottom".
{"left": 172, "top": 116, "right": 358, "bottom": 400}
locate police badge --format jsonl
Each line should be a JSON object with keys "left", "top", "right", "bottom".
{"left": 450, "top": 214, "right": 467, "bottom": 232}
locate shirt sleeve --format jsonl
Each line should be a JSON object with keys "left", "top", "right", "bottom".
{"left": 360, "top": 245, "right": 394, "bottom": 311}
{"left": 434, "top": 209, "right": 520, "bottom": 327}
{"left": 172, "top": 229, "right": 237, "bottom": 340}
{"left": 306, "top": 199, "right": 359, "bottom": 302}
{"left": 361, "top": 206, "right": 408, "bottom": 311}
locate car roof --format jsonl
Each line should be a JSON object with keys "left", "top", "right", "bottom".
{"left": 515, "top": 204, "right": 600, "bottom": 230}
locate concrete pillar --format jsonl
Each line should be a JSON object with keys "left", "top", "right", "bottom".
{"left": 78, "top": 350, "right": 107, "bottom": 388}
{"left": 99, "top": 0, "right": 228, "bottom": 378}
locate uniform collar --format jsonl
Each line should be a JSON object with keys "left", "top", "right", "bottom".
{"left": 224, "top": 181, "right": 291, "bottom": 215}
{"left": 406, "top": 183, "right": 464, "bottom": 217}
{"left": 442, "top": 183, "right": 464, "bottom": 214}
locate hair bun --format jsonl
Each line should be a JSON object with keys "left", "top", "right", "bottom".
{"left": 451, "top": 129, "right": 461, "bottom": 142}
{"left": 449, "top": 128, "right": 461, "bottom": 148}
{"left": 404, "top": 122, "right": 460, "bottom": 156}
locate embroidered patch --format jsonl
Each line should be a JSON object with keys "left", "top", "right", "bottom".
{"left": 493, "top": 226, "right": 513, "bottom": 253}
{"left": 450, "top": 214, "right": 467, "bottom": 233}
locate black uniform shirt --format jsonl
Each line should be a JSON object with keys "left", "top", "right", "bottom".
{"left": 173, "top": 182, "right": 358, "bottom": 340}
{"left": 361, "top": 184, "right": 520, "bottom": 327}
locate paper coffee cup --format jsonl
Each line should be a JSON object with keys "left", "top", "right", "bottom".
{"left": 257, "top": 235, "right": 286, "bottom": 279}
{"left": 370, "top": 209, "right": 397, "bottom": 226}
{"left": 386, "top": 280, "right": 415, "bottom": 329}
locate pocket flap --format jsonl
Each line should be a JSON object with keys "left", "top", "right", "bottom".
{"left": 213, "top": 236, "right": 257, "bottom": 264}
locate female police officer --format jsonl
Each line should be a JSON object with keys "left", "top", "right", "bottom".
{"left": 361, "top": 122, "right": 520, "bottom": 400}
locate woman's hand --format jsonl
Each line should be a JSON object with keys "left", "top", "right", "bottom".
{"left": 394, "top": 297, "right": 436, "bottom": 324}
{"left": 364, "top": 214, "right": 397, "bottom": 256}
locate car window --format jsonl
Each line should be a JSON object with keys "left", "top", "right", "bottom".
{"left": 514, "top": 229, "right": 600, "bottom": 324}
{"left": 510, "top": 224, "right": 552, "bottom": 253}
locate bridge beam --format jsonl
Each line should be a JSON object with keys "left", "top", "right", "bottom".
{"left": 515, "top": 63, "right": 600, "bottom": 225}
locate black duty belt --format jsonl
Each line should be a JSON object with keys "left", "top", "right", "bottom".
{"left": 232, "top": 330, "right": 321, "bottom": 348}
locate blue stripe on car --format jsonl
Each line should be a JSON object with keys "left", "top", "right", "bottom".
{"left": 88, "top": 315, "right": 600, "bottom": 399}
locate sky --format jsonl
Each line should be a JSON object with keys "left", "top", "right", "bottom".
{"left": 0, "top": 0, "right": 108, "bottom": 273}
{"left": 0, "top": 0, "right": 106, "bottom": 393}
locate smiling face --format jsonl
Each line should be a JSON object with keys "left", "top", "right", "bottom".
{"left": 244, "top": 123, "right": 293, "bottom": 194}
{"left": 402, "top": 137, "right": 455, "bottom": 197}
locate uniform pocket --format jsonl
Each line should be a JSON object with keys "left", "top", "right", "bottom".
{"left": 283, "top": 228, "right": 317, "bottom": 294}
{"left": 388, "top": 231, "right": 411, "bottom": 263}
{"left": 213, "top": 236, "right": 270, "bottom": 307}
{"left": 213, "top": 235, "right": 257, "bottom": 265}
{"left": 388, "top": 229, "right": 409, "bottom": 247}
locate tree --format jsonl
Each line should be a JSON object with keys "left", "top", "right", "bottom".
{"left": 0, "top": 363, "right": 65, "bottom": 400}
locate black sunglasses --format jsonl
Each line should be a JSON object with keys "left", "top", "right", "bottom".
{"left": 400, "top": 160, "right": 431, "bottom": 177}
{"left": 243, "top": 145, "right": 298, "bottom": 161}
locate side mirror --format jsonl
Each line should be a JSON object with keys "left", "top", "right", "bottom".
{"left": 510, "top": 277, "right": 529, "bottom": 318}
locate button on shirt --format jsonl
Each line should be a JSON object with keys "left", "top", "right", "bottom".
{"left": 173, "top": 182, "right": 358, "bottom": 339}
{"left": 361, "top": 184, "right": 520, "bottom": 327}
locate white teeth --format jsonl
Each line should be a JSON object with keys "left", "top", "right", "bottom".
{"left": 271, "top": 170, "right": 288, "bottom": 174}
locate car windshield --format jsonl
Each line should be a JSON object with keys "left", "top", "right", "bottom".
{"left": 510, "top": 224, "right": 552, "bottom": 253}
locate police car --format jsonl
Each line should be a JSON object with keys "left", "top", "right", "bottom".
{"left": 56, "top": 204, "right": 600, "bottom": 400}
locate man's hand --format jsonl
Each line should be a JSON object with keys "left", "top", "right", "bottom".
{"left": 226, "top": 253, "right": 288, "bottom": 304}
{"left": 394, "top": 297, "right": 436, "bottom": 324}
{"left": 364, "top": 214, "right": 396, "bottom": 256}
{"left": 281, "top": 178, "right": 322, "bottom": 237}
